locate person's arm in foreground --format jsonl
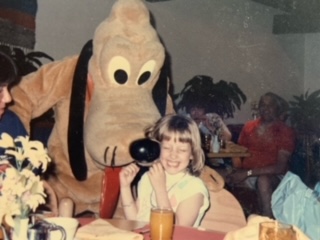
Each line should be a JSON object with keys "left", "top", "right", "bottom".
{"left": 119, "top": 163, "right": 140, "bottom": 220}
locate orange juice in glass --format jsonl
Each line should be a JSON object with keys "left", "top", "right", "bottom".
{"left": 150, "top": 207, "right": 174, "bottom": 240}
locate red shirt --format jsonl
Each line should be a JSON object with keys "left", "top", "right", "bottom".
{"left": 238, "top": 119, "right": 295, "bottom": 169}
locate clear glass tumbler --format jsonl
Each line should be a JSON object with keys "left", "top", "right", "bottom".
{"left": 259, "top": 221, "right": 297, "bottom": 240}
{"left": 150, "top": 208, "right": 174, "bottom": 240}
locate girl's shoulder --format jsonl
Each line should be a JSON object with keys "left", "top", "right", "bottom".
{"left": 176, "top": 174, "right": 209, "bottom": 201}
{"left": 178, "top": 174, "right": 207, "bottom": 190}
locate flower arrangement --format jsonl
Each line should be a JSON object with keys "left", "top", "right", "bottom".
{"left": 0, "top": 132, "right": 51, "bottom": 227}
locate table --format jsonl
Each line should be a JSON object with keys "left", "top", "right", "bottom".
{"left": 207, "top": 151, "right": 251, "bottom": 159}
{"left": 206, "top": 142, "right": 250, "bottom": 168}
{"left": 77, "top": 218, "right": 226, "bottom": 240}
{"left": 103, "top": 218, "right": 146, "bottom": 231}
{"left": 206, "top": 151, "right": 250, "bottom": 169}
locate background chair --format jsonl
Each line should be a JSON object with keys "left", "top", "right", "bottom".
{"left": 200, "top": 188, "right": 247, "bottom": 233}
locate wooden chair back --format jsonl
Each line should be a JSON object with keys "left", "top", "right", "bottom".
{"left": 200, "top": 188, "right": 246, "bottom": 233}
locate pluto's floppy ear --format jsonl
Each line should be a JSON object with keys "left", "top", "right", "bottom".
{"left": 68, "top": 39, "right": 93, "bottom": 181}
{"left": 152, "top": 53, "right": 172, "bottom": 116}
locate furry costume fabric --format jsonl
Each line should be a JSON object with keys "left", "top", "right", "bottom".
{"left": 9, "top": 0, "right": 223, "bottom": 216}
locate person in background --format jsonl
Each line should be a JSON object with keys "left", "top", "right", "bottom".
{"left": 0, "top": 51, "right": 27, "bottom": 149}
{"left": 271, "top": 162, "right": 320, "bottom": 239}
{"left": 119, "top": 114, "right": 209, "bottom": 227}
{"left": 226, "top": 92, "right": 295, "bottom": 217}
{"left": 0, "top": 51, "right": 59, "bottom": 216}
{"left": 0, "top": 50, "right": 27, "bottom": 171}
{"left": 185, "top": 99, "right": 232, "bottom": 169}
{"left": 186, "top": 100, "right": 232, "bottom": 141}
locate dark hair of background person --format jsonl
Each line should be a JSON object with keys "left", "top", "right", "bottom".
{"left": 0, "top": 51, "right": 19, "bottom": 86}
{"left": 185, "top": 96, "right": 211, "bottom": 114}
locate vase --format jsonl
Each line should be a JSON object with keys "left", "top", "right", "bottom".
{"left": 212, "top": 135, "right": 220, "bottom": 153}
{"left": 11, "top": 217, "right": 29, "bottom": 240}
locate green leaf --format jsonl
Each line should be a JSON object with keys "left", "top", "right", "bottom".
{"left": 174, "top": 75, "right": 246, "bottom": 119}
{"left": 289, "top": 89, "right": 320, "bottom": 134}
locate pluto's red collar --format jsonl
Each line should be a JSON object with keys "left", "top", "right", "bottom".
{"left": 99, "top": 167, "right": 122, "bottom": 218}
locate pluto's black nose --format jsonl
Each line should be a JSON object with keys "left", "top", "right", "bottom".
{"left": 129, "top": 138, "right": 160, "bottom": 166}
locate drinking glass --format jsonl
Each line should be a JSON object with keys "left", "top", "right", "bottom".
{"left": 259, "top": 221, "right": 297, "bottom": 240}
{"left": 202, "top": 134, "right": 211, "bottom": 152}
{"left": 150, "top": 207, "right": 174, "bottom": 240}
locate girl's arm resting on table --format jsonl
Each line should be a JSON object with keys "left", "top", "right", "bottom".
{"left": 120, "top": 186, "right": 138, "bottom": 220}
{"left": 119, "top": 163, "right": 140, "bottom": 220}
{"left": 174, "top": 193, "right": 204, "bottom": 227}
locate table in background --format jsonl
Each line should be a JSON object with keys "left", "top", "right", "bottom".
{"left": 206, "top": 149, "right": 250, "bottom": 168}
{"left": 207, "top": 151, "right": 251, "bottom": 159}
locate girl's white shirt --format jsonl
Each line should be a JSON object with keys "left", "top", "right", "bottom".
{"left": 136, "top": 171, "right": 210, "bottom": 227}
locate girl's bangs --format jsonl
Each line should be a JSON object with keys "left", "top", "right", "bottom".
{"left": 161, "top": 129, "right": 192, "bottom": 144}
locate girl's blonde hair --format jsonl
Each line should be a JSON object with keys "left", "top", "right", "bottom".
{"left": 145, "top": 114, "right": 205, "bottom": 176}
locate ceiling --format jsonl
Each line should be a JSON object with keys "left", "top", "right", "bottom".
{"left": 145, "top": 0, "right": 171, "bottom": 2}
{"left": 252, "top": 0, "right": 319, "bottom": 14}
{"left": 252, "top": 0, "right": 320, "bottom": 34}
{"left": 145, "top": 0, "right": 320, "bottom": 34}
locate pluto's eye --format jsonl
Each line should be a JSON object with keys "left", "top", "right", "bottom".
{"left": 108, "top": 56, "right": 130, "bottom": 85}
{"left": 138, "top": 71, "right": 151, "bottom": 85}
{"left": 137, "top": 60, "right": 156, "bottom": 85}
{"left": 114, "top": 70, "right": 127, "bottom": 84}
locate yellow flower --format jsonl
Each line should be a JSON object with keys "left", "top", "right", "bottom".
{"left": 0, "top": 195, "right": 20, "bottom": 227}
{"left": 0, "top": 133, "right": 52, "bottom": 225}
{"left": 0, "top": 133, "right": 51, "bottom": 171}
{"left": 0, "top": 133, "right": 15, "bottom": 149}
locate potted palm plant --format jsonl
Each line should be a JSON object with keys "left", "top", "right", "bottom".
{"left": 173, "top": 75, "right": 247, "bottom": 119}
{"left": 0, "top": 45, "right": 55, "bottom": 142}
{"left": 288, "top": 89, "right": 320, "bottom": 184}
{"left": 289, "top": 89, "right": 320, "bottom": 135}
{"left": 0, "top": 45, "right": 54, "bottom": 76}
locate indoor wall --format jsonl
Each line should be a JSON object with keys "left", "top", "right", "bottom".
{"left": 35, "top": 0, "right": 318, "bottom": 124}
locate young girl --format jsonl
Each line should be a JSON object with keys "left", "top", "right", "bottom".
{"left": 119, "top": 114, "right": 209, "bottom": 227}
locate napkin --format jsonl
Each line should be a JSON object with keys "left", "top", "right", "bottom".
{"left": 223, "top": 215, "right": 310, "bottom": 240}
{"left": 74, "top": 219, "right": 143, "bottom": 240}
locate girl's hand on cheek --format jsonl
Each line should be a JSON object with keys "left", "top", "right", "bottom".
{"left": 148, "top": 161, "right": 166, "bottom": 190}
{"left": 119, "top": 163, "right": 140, "bottom": 188}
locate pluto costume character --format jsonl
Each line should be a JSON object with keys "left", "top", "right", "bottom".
{"left": 10, "top": 0, "right": 224, "bottom": 217}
